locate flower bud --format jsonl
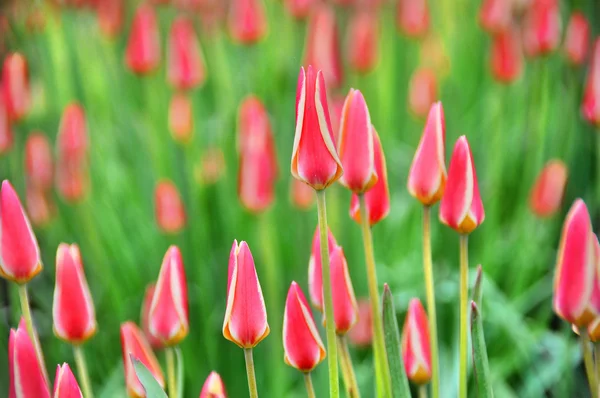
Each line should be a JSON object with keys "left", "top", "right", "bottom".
{"left": 522, "top": 0, "right": 561, "bottom": 57}
{"left": 125, "top": 5, "right": 161, "bottom": 75}
{"left": 347, "top": 11, "right": 379, "bottom": 73}
{"left": 348, "top": 299, "right": 372, "bottom": 346}
{"left": 408, "top": 68, "right": 437, "bottom": 118}
{"left": 56, "top": 103, "right": 88, "bottom": 202}
{"left": 169, "top": 93, "right": 193, "bottom": 144}
{"left": 396, "top": 0, "right": 429, "bottom": 38}
{"left": 25, "top": 132, "right": 53, "bottom": 191}
{"left": 401, "top": 298, "right": 431, "bottom": 384}
{"left": 490, "top": 27, "right": 523, "bottom": 84}
{"left": 478, "top": 0, "right": 511, "bottom": 34}
{"left": 96, "top": 0, "right": 124, "bottom": 38}
{"left": 53, "top": 363, "right": 83, "bottom": 398}
{"left": 3, "top": 53, "right": 31, "bottom": 121}
{"left": 308, "top": 226, "right": 337, "bottom": 311}
{"left": 304, "top": 5, "right": 343, "bottom": 89}
{"left": 199, "top": 371, "right": 227, "bottom": 398}
{"left": 324, "top": 245, "right": 358, "bottom": 335}
{"left": 228, "top": 0, "right": 268, "bottom": 44}
{"left": 167, "top": 17, "right": 207, "bottom": 90}
{"left": 529, "top": 159, "right": 568, "bottom": 218}
{"left": 141, "top": 283, "right": 163, "bottom": 349}
{"left": 154, "top": 180, "right": 186, "bottom": 234}
{"left": 563, "top": 12, "right": 590, "bottom": 66}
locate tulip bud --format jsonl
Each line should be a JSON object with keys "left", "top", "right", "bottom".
{"left": 529, "top": 159, "right": 568, "bottom": 218}
{"left": 2, "top": 53, "right": 31, "bottom": 121}
{"left": 291, "top": 66, "right": 343, "bottom": 190}
{"left": 0, "top": 180, "right": 42, "bottom": 284}
{"left": 237, "top": 96, "right": 278, "bottom": 213}
{"left": 290, "top": 178, "right": 315, "bottom": 210}
{"left": 0, "top": 88, "right": 12, "bottom": 154}
{"left": 169, "top": 93, "right": 193, "bottom": 144}
{"left": 125, "top": 5, "right": 161, "bottom": 75}
{"left": 9, "top": 319, "right": 51, "bottom": 398}
{"left": 348, "top": 298, "right": 372, "bottom": 346}
{"left": 478, "top": 0, "right": 511, "bottom": 34}
{"left": 407, "top": 102, "right": 446, "bottom": 206}
{"left": 582, "top": 39, "right": 600, "bottom": 126}
{"left": 199, "top": 371, "right": 227, "bottom": 398}
{"left": 522, "top": 0, "right": 561, "bottom": 57}
{"left": 228, "top": 0, "right": 268, "bottom": 44}
{"left": 26, "top": 187, "right": 54, "bottom": 227}
{"left": 53, "top": 363, "right": 83, "bottom": 398}
{"left": 141, "top": 283, "right": 163, "bottom": 349}
{"left": 308, "top": 226, "right": 337, "bottom": 311}
{"left": 564, "top": 12, "right": 589, "bottom": 66}
{"left": 56, "top": 103, "right": 88, "bottom": 202}
{"left": 120, "top": 321, "right": 165, "bottom": 398}
{"left": 25, "top": 132, "right": 53, "bottom": 191}
{"left": 284, "top": 0, "right": 317, "bottom": 19}
{"left": 439, "top": 136, "right": 485, "bottom": 234}
{"left": 96, "top": 0, "right": 124, "bottom": 38}
{"left": 154, "top": 180, "right": 186, "bottom": 234}
{"left": 408, "top": 68, "right": 437, "bottom": 118}
{"left": 167, "top": 17, "right": 207, "bottom": 90}
{"left": 347, "top": 11, "right": 379, "bottom": 74}
{"left": 401, "top": 298, "right": 432, "bottom": 384}
{"left": 223, "top": 240, "right": 270, "bottom": 348}
{"left": 283, "top": 281, "right": 326, "bottom": 372}
{"left": 323, "top": 245, "right": 359, "bottom": 335}
{"left": 490, "top": 27, "right": 523, "bottom": 84}
{"left": 304, "top": 5, "right": 343, "bottom": 89}
{"left": 396, "top": 0, "right": 429, "bottom": 38}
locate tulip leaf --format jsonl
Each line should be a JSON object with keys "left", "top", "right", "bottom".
{"left": 131, "top": 355, "right": 168, "bottom": 398}
{"left": 176, "top": 347, "right": 184, "bottom": 398}
{"left": 471, "top": 301, "right": 494, "bottom": 398}
{"left": 382, "top": 284, "right": 412, "bottom": 398}
{"left": 472, "top": 265, "right": 483, "bottom": 306}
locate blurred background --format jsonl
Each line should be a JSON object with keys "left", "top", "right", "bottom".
{"left": 0, "top": 0, "right": 598, "bottom": 396}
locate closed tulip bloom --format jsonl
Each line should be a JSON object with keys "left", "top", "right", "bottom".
{"left": 407, "top": 102, "right": 446, "bottom": 206}
{"left": 582, "top": 39, "right": 600, "bottom": 126}
{"left": 53, "top": 363, "right": 83, "bottom": 398}
{"left": 324, "top": 245, "right": 359, "bottom": 334}
{"left": 283, "top": 281, "right": 326, "bottom": 372}
{"left": 199, "top": 371, "right": 227, "bottom": 398}
{"left": 26, "top": 187, "right": 54, "bottom": 227}
{"left": 96, "top": 0, "right": 124, "bottom": 38}
{"left": 522, "top": 0, "right": 561, "bottom": 57}
{"left": 284, "top": 0, "right": 317, "bottom": 19}
{"left": 304, "top": 6, "right": 343, "bottom": 89}
{"left": 228, "top": 0, "right": 268, "bottom": 44}
{"left": 167, "top": 17, "right": 206, "bottom": 90}
{"left": 490, "top": 27, "right": 523, "bottom": 83}
{"left": 223, "top": 240, "right": 270, "bottom": 348}
{"left": 439, "top": 136, "right": 485, "bottom": 234}
{"left": 9, "top": 320, "right": 51, "bottom": 398}
{"left": 350, "top": 128, "right": 390, "bottom": 225}
{"left": 308, "top": 226, "right": 337, "bottom": 311}
{"left": 478, "top": 0, "right": 512, "bottom": 34}
{"left": 397, "top": 0, "right": 429, "bottom": 38}
{"left": 120, "top": 322, "right": 165, "bottom": 398}
{"left": 564, "top": 12, "right": 589, "bottom": 66}
{"left": 169, "top": 93, "right": 193, "bottom": 144}
{"left": 291, "top": 66, "right": 343, "bottom": 190}
{"left": 348, "top": 11, "right": 379, "bottom": 73}
{"left": 154, "top": 180, "right": 186, "bottom": 234}
{"left": 0, "top": 89, "right": 12, "bottom": 154}
{"left": 401, "top": 298, "right": 431, "bottom": 385}
{"left": 141, "top": 283, "right": 163, "bottom": 349}
{"left": 408, "top": 68, "right": 437, "bottom": 118}
{"left": 0, "top": 180, "right": 42, "bottom": 284}
{"left": 125, "top": 5, "right": 161, "bottom": 75}
{"left": 529, "top": 159, "right": 568, "bottom": 218}
{"left": 348, "top": 298, "right": 373, "bottom": 346}
{"left": 3, "top": 53, "right": 30, "bottom": 121}
{"left": 25, "top": 132, "right": 53, "bottom": 190}
{"left": 553, "top": 199, "right": 596, "bottom": 327}
{"left": 290, "top": 178, "right": 315, "bottom": 210}
{"left": 56, "top": 103, "right": 88, "bottom": 202}
{"left": 148, "top": 246, "right": 189, "bottom": 346}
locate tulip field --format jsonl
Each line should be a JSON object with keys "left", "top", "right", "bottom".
{"left": 2, "top": 0, "right": 600, "bottom": 397}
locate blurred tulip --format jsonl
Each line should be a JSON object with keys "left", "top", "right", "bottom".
{"left": 120, "top": 321, "right": 165, "bottom": 398}
{"left": 522, "top": 0, "right": 561, "bottom": 57}
{"left": 291, "top": 66, "right": 343, "bottom": 190}
{"left": 199, "top": 371, "right": 227, "bottom": 398}
{"left": 0, "top": 88, "right": 13, "bottom": 154}
{"left": 167, "top": 17, "right": 206, "bottom": 90}
{"left": 408, "top": 68, "right": 437, "bottom": 118}
{"left": 324, "top": 245, "right": 359, "bottom": 335}
{"left": 223, "top": 240, "right": 270, "bottom": 348}
{"left": 582, "top": 39, "right": 600, "bottom": 125}
{"left": 96, "top": 0, "right": 123, "bottom": 38}
{"left": 141, "top": 283, "right": 163, "bottom": 349}
{"left": 228, "top": 0, "right": 268, "bottom": 44}
{"left": 529, "top": 159, "right": 568, "bottom": 217}
{"left": 396, "top": 0, "right": 429, "bottom": 38}
{"left": 439, "top": 136, "right": 485, "bottom": 234}
{"left": 237, "top": 96, "right": 278, "bottom": 213}
{"left": 125, "top": 5, "right": 161, "bottom": 75}
{"left": 169, "top": 93, "right": 193, "bottom": 144}
{"left": 348, "top": 298, "right": 372, "bottom": 346}
{"left": 347, "top": 11, "right": 379, "bottom": 74}
{"left": 553, "top": 199, "right": 596, "bottom": 327}
{"left": 56, "top": 104, "right": 88, "bottom": 202}
{"left": 148, "top": 246, "right": 189, "bottom": 346}
{"left": 407, "top": 102, "right": 446, "bottom": 206}
{"left": 53, "top": 243, "right": 96, "bottom": 344}
{"left": 0, "top": 180, "right": 42, "bottom": 284}
{"left": 490, "top": 27, "right": 523, "bottom": 83}
{"left": 401, "top": 298, "right": 431, "bottom": 385}
{"left": 196, "top": 147, "right": 226, "bottom": 185}
{"left": 53, "top": 363, "right": 83, "bottom": 398}
{"left": 419, "top": 34, "right": 451, "bottom": 77}
{"left": 2, "top": 53, "right": 30, "bottom": 121}
{"left": 478, "top": 0, "right": 512, "bottom": 34}
{"left": 283, "top": 281, "right": 326, "bottom": 372}
{"left": 25, "top": 187, "right": 54, "bottom": 227}
{"left": 25, "top": 132, "right": 53, "bottom": 191}
{"left": 308, "top": 226, "right": 337, "bottom": 311}
{"left": 290, "top": 179, "right": 315, "bottom": 210}
{"left": 154, "top": 180, "right": 186, "bottom": 234}
{"left": 304, "top": 5, "right": 343, "bottom": 89}
{"left": 329, "top": 95, "right": 346, "bottom": 144}
{"left": 9, "top": 319, "right": 51, "bottom": 398}
{"left": 563, "top": 12, "right": 589, "bottom": 66}
{"left": 284, "top": 0, "right": 317, "bottom": 19}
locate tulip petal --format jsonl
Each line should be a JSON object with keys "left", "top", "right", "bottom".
{"left": 401, "top": 299, "right": 431, "bottom": 385}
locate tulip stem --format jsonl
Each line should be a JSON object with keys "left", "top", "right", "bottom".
{"left": 358, "top": 194, "right": 392, "bottom": 397}
{"left": 73, "top": 344, "right": 94, "bottom": 398}
{"left": 166, "top": 347, "right": 177, "bottom": 398}
{"left": 419, "top": 385, "right": 428, "bottom": 398}
{"left": 595, "top": 343, "right": 600, "bottom": 381}
{"left": 581, "top": 334, "right": 597, "bottom": 398}
{"left": 459, "top": 235, "right": 469, "bottom": 398}
{"left": 244, "top": 348, "right": 259, "bottom": 398}
{"left": 337, "top": 335, "right": 360, "bottom": 398}
{"left": 422, "top": 206, "right": 439, "bottom": 398}
{"left": 304, "top": 373, "right": 316, "bottom": 398}
{"left": 316, "top": 189, "right": 340, "bottom": 398}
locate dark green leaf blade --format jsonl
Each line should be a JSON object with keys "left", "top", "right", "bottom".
{"left": 471, "top": 301, "right": 494, "bottom": 398}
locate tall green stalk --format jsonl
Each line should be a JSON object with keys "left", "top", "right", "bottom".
{"left": 244, "top": 348, "right": 259, "bottom": 398}
{"left": 459, "top": 235, "right": 469, "bottom": 398}
{"left": 581, "top": 334, "right": 597, "bottom": 398}
{"left": 166, "top": 347, "right": 177, "bottom": 398}
{"left": 422, "top": 206, "right": 439, "bottom": 398}
{"left": 73, "top": 344, "right": 94, "bottom": 398}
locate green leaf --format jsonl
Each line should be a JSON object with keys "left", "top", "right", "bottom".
{"left": 132, "top": 356, "right": 168, "bottom": 398}
{"left": 175, "top": 347, "right": 184, "bottom": 398}
{"left": 471, "top": 302, "right": 494, "bottom": 398}
{"left": 472, "top": 265, "right": 483, "bottom": 307}
{"left": 382, "top": 284, "right": 412, "bottom": 398}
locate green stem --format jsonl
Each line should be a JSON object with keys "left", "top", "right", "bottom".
{"left": 304, "top": 373, "right": 316, "bottom": 398}
{"left": 422, "top": 206, "right": 439, "bottom": 398}
{"left": 581, "top": 334, "right": 598, "bottom": 398}
{"left": 337, "top": 335, "right": 361, "bottom": 398}
{"left": 73, "top": 344, "right": 94, "bottom": 398}
{"left": 244, "top": 348, "right": 259, "bottom": 398}
{"left": 358, "top": 194, "right": 392, "bottom": 397}
{"left": 595, "top": 343, "right": 600, "bottom": 383}
{"left": 419, "top": 385, "right": 428, "bottom": 398}
{"left": 459, "top": 235, "right": 469, "bottom": 398}
{"left": 166, "top": 347, "right": 177, "bottom": 398}
{"left": 316, "top": 189, "right": 340, "bottom": 398}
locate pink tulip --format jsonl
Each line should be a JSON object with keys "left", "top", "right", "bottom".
{"left": 401, "top": 298, "right": 431, "bottom": 384}
{"left": 0, "top": 87, "right": 12, "bottom": 154}
{"left": 167, "top": 17, "right": 206, "bottom": 90}
{"left": 396, "top": 0, "right": 429, "bottom": 38}
{"left": 348, "top": 299, "right": 373, "bottom": 346}
{"left": 347, "top": 11, "right": 379, "bottom": 73}
{"left": 169, "top": 93, "right": 194, "bottom": 144}
{"left": 290, "top": 179, "right": 315, "bottom": 210}
{"left": 408, "top": 68, "right": 437, "bottom": 118}
{"left": 308, "top": 226, "right": 337, "bottom": 311}
{"left": 141, "top": 283, "right": 164, "bottom": 349}
{"left": 25, "top": 187, "right": 54, "bottom": 227}
{"left": 3, "top": 53, "right": 31, "bottom": 121}
{"left": 582, "top": 39, "right": 600, "bottom": 126}
{"left": 96, "top": 0, "right": 124, "bottom": 38}
{"left": 490, "top": 27, "right": 523, "bottom": 84}
{"left": 53, "top": 363, "right": 83, "bottom": 398}
{"left": 529, "top": 159, "right": 568, "bottom": 218}
{"left": 563, "top": 12, "right": 590, "bottom": 66}
{"left": 199, "top": 371, "right": 227, "bottom": 398}
{"left": 284, "top": 0, "right": 317, "bottom": 19}
{"left": 56, "top": 103, "right": 88, "bottom": 202}
{"left": 522, "top": 0, "right": 561, "bottom": 57}
{"left": 25, "top": 132, "right": 53, "bottom": 191}
{"left": 228, "top": 0, "right": 268, "bottom": 44}
{"left": 125, "top": 5, "right": 161, "bottom": 74}
{"left": 324, "top": 245, "right": 359, "bottom": 335}
{"left": 154, "top": 180, "right": 186, "bottom": 234}
{"left": 478, "top": 0, "right": 512, "bottom": 34}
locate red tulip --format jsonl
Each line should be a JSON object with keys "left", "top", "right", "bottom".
{"left": 348, "top": 298, "right": 373, "bottom": 346}
{"left": 439, "top": 136, "right": 485, "bottom": 234}
{"left": 228, "top": 0, "right": 268, "bottom": 44}
{"left": 53, "top": 363, "right": 83, "bottom": 398}
{"left": 56, "top": 103, "right": 88, "bottom": 202}
{"left": 347, "top": 11, "right": 379, "bottom": 73}
{"left": 283, "top": 281, "right": 326, "bottom": 372}
{"left": 3, "top": 53, "right": 31, "bottom": 121}
{"left": 223, "top": 240, "right": 270, "bottom": 348}
{"left": 401, "top": 298, "right": 431, "bottom": 385}
{"left": 290, "top": 178, "right": 315, "bottom": 210}
{"left": 284, "top": 0, "right": 317, "bottom": 19}
{"left": 141, "top": 283, "right": 163, "bottom": 349}
{"left": 522, "top": 0, "right": 561, "bottom": 57}
{"left": 564, "top": 12, "right": 590, "bottom": 66}
{"left": 490, "top": 27, "right": 523, "bottom": 84}
{"left": 199, "top": 371, "right": 227, "bottom": 398}
{"left": 154, "top": 180, "right": 186, "bottom": 234}
{"left": 125, "top": 5, "right": 161, "bottom": 75}
{"left": 120, "top": 322, "right": 165, "bottom": 398}
{"left": 308, "top": 226, "right": 337, "bottom": 311}
{"left": 408, "top": 68, "right": 437, "bottom": 118}
{"left": 529, "top": 159, "right": 568, "bottom": 218}
{"left": 291, "top": 66, "right": 343, "bottom": 190}
{"left": 167, "top": 17, "right": 206, "bottom": 90}
{"left": 350, "top": 127, "right": 390, "bottom": 225}
{"left": 304, "top": 5, "right": 344, "bottom": 89}
{"left": 0, "top": 180, "right": 42, "bottom": 284}
{"left": 478, "top": 0, "right": 512, "bottom": 34}
{"left": 96, "top": 0, "right": 124, "bottom": 38}
{"left": 582, "top": 39, "right": 600, "bottom": 126}
{"left": 169, "top": 93, "right": 193, "bottom": 144}
{"left": 0, "top": 88, "right": 12, "bottom": 154}
{"left": 25, "top": 132, "right": 53, "bottom": 191}
{"left": 25, "top": 187, "right": 54, "bottom": 227}
{"left": 396, "top": 0, "right": 429, "bottom": 38}
{"left": 324, "top": 245, "right": 358, "bottom": 335}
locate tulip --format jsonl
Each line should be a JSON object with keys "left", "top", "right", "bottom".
{"left": 9, "top": 319, "right": 51, "bottom": 398}
{"left": 348, "top": 299, "right": 373, "bottom": 346}
{"left": 53, "top": 363, "right": 83, "bottom": 398}
{"left": 3, "top": 52, "right": 30, "bottom": 121}
{"left": 283, "top": 281, "right": 326, "bottom": 372}
{"left": 25, "top": 187, "right": 54, "bottom": 227}
{"left": 396, "top": 0, "right": 429, "bottom": 38}
{"left": 196, "top": 147, "right": 226, "bottom": 185}
{"left": 324, "top": 246, "right": 359, "bottom": 335}
{"left": 522, "top": 0, "right": 561, "bottom": 57}
{"left": 291, "top": 66, "right": 343, "bottom": 190}
{"left": 582, "top": 39, "right": 600, "bottom": 126}
{"left": 125, "top": 5, "right": 161, "bottom": 75}
{"left": 401, "top": 298, "right": 432, "bottom": 385}
{"left": 408, "top": 68, "right": 437, "bottom": 118}
{"left": 167, "top": 17, "right": 206, "bottom": 90}
{"left": 529, "top": 159, "right": 568, "bottom": 218}
{"left": 96, "top": 0, "right": 124, "bottom": 38}
{"left": 304, "top": 5, "right": 343, "bottom": 89}
{"left": 120, "top": 321, "right": 165, "bottom": 398}
{"left": 564, "top": 12, "right": 590, "bottom": 66}
{"left": 478, "top": 0, "right": 512, "bottom": 34}
{"left": 199, "top": 371, "right": 227, "bottom": 398}
{"left": 154, "top": 180, "right": 186, "bottom": 234}
{"left": 308, "top": 226, "right": 337, "bottom": 311}
{"left": 490, "top": 27, "right": 523, "bottom": 84}
{"left": 141, "top": 283, "right": 163, "bottom": 349}
{"left": 25, "top": 132, "right": 53, "bottom": 191}
{"left": 56, "top": 103, "right": 88, "bottom": 202}
{"left": 419, "top": 34, "right": 451, "bottom": 77}
{"left": 347, "top": 11, "right": 379, "bottom": 74}
{"left": 0, "top": 89, "right": 12, "bottom": 154}
{"left": 284, "top": 0, "right": 317, "bottom": 19}
{"left": 290, "top": 179, "right": 315, "bottom": 210}
{"left": 228, "top": 0, "right": 268, "bottom": 44}
{"left": 169, "top": 93, "right": 193, "bottom": 144}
